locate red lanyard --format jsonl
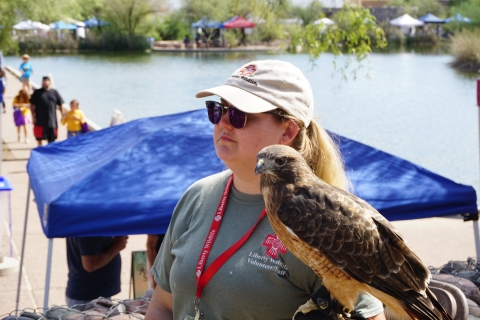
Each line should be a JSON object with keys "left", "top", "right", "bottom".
{"left": 195, "top": 174, "right": 267, "bottom": 299}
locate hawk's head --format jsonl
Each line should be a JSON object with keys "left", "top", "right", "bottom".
{"left": 255, "top": 145, "right": 310, "bottom": 184}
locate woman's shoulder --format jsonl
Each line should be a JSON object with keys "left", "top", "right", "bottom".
{"left": 184, "top": 170, "right": 231, "bottom": 196}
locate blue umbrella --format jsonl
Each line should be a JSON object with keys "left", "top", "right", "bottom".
{"left": 49, "top": 21, "right": 78, "bottom": 30}
{"left": 445, "top": 13, "right": 472, "bottom": 23}
{"left": 84, "top": 17, "right": 109, "bottom": 28}
{"left": 418, "top": 13, "right": 446, "bottom": 24}
{"left": 27, "top": 109, "right": 477, "bottom": 238}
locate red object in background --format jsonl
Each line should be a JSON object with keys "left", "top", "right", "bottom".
{"left": 222, "top": 16, "right": 256, "bottom": 29}
{"left": 477, "top": 78, "right": 480, "bottom": 107}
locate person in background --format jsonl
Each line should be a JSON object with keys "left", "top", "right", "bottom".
{"left": 30, "top": 75, "right": 65, "bottom": 146}
{"left": 19, "top": 54, "right": 33, "bottom": 93}
{"left": 62, "top": 99, "right": 86, "bottom": 138}
{"left": 13, "top": 89, "right": 32, "bottom": 143}
{"left": 146, "top": 234, "right": 165, "bottom": 289}
{"left": 0, "top": 69, "right": 5, "bottom": 114}
{"left": 195, "top": 31, "right": 201, "bottom": 46}
{"left": 183, "top": 35, "right": 190, "bottom": 47}
{"left": 145, "top": 60, "right": 385, "bottom": 320}
{"left": 66, "top": 235, "right": 129, "bottom": 309}
{"left": 0, "top": 68, "right": 6, "bottom": 113}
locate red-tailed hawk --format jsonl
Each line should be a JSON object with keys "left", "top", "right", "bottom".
{"left": 255, "top": 145, "right": 452, "bottom": 320}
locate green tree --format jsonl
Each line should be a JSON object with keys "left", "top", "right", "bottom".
{"left": 386, "top": 0, "right": 446, "bottom": 17}
{"left": 302, "top": 5, "right": 386, "bottom": 60}
{"left": 449, "top": 0, "right": 480, "bottom": 24}
{"left": 156, "top": 11, "right": 190, "bottom": 40}
{"left": 290, "top": 0, "right": 324, "bottom": 26}
{"left": 103, "top": 0, "right": 166, "bottom": 36}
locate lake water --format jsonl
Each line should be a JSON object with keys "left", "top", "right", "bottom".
{"left": 5, "top": 51, "right": 480, "bottom": 196}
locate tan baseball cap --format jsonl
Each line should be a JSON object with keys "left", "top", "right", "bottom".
{"left": 195, "top": 60, "right": 314, "bottom": 127}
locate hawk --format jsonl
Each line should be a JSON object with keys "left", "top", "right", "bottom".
{"left": 255, "top": 145, "right": 452, "bottom": 320}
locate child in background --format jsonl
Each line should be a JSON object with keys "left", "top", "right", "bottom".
{"left": 62, "top": 99, "right": 85, "bottom": 138}
{"left": 19, "top": 54, "right": 33, "bottom": 93}
{"left": 13, "top": 89, "right": 32, "bottom": 143}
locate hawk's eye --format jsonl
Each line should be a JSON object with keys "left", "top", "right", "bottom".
{"left": 275, "top": 158, "right": 287, "bottom": 166}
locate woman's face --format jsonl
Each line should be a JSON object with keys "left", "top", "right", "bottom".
{"left": 213, "top": 101, "right": 289, "bottom": 174}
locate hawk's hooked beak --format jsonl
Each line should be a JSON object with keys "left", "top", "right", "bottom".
{"left": 255, "top": 158, "right": 266, "bottom": 175}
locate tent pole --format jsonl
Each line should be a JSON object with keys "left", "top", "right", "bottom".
{"left": 15, "top": 180, "right": 31, "bottom": 312}
{"left": 474, "top": 219, "right": 480, "bottom": 258}
{"left": 476, "top": 79, "right": 480, "bottom": 258}
{"left": 43, "top": 238, "right": 54, "bottom": 309}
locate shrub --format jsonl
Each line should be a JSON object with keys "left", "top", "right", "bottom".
{"left": 18, "top": 34, "right": 78, "bottom": 53}
{"left": 156, "top": 14, "right": 190, "bottom": 40}
{"left": 78, "top": 31, "right": 150, "bottom": 51}
{"left": 449, "top": 29, "right": 480, "bottom": 71}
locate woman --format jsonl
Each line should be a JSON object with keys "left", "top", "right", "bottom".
{"left": 145, "top": 60, "right": 385, "bottom": 320}
{"left": 13, "top": 88, "right": 32, "bottom": 143}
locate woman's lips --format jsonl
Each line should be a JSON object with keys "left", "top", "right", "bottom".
{"left": 219, "top": 134, "right": 235, "bottom": 142}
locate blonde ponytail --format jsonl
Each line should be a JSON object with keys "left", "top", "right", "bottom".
{"left": 275, "top": 111, "right": 349, "bottom": 191}
{"left": 303, "top": 120, "right": 349, "bottom": 191}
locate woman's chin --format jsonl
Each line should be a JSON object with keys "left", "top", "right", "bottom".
{"left": 216, "top": 149, "right": 235, "bottom": 164}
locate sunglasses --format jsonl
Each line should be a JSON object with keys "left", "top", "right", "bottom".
{"left": 206, "top": 101, "right": 277, "bottom": 129}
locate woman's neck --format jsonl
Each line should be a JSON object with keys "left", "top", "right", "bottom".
{"left": 232, "top": 172, "right": 261, "bottom": 195}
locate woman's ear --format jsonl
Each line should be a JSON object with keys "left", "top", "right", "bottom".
{"left": 280, "top": 120, "right": 299, "bottom": 145}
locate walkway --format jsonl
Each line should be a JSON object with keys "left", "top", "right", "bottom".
{"left": 0, "top": 70, "right": 148, "bottom": 315}
{"left": 0, "top": 63, "right": 478, "bottom": 315}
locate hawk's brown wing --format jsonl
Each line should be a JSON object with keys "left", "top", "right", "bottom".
{"left": 275, "top": 180, "right": 446, "bottom": 319}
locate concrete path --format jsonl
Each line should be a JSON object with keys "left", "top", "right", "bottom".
{"left": 0, "top": 71, "right": 148, "bottom": 316}
{"left": 0, "top": 65, "right": 478, "bottom": 315}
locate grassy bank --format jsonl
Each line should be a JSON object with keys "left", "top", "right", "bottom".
{"left": 449, "top": 29, "right": 480, "bottom": 72}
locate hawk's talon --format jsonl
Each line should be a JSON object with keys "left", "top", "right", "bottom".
{"left": 342, "top": 307, "right": 352, "bottom": 318}
{"left": 292, "top": 299, "right": 319, "bottom": 320}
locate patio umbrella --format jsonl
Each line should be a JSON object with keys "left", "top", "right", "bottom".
{"left": 13, "top": 21, "right": 35, "bottom": 30}
{"left": 222, "top": 15, "right": 256, "bottom": 29}
{"left": 389, "top": 14, "right": 424, "bottom": 27}
{"left": 445, "top": 13, "right": 472, "bottom": 23}
{"left": 418, "top": 13, "right": 445, "bottom": 24}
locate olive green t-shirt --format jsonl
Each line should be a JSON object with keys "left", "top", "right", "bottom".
{"left": 152, "top": 171, "right": 383, "bottom": 320}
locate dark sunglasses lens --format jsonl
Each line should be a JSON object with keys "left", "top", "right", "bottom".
{"left": 206, "top": 101, "right": 222, "bottom": 124}
{"left": 228, "top": 107, "right": 247, "bottom": 129}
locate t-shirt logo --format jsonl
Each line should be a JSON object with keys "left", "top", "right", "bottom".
{"left": 262, "top": 234, "right": 287, "bottom": 258}
{"left": 239, "top": 64, "right": 256, "bottom": 76}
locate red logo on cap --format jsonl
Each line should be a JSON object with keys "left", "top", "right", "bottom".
{"left": 239, "top": 64, "right": 256, "bottom": 76}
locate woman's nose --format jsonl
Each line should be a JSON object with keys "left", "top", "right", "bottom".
{"left": 218, "top": 110, "right": 233, "bottom": 129}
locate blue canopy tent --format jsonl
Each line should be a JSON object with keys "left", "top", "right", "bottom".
{"left": 49, "top": 21, "right": 78, "bottom": 30}
{"left": 84, "top": 17, "right": 109, "bottom": 28}
{"left": 418, "top": 13, "right": 446, "bottom": 24}
{"left": 191, "top": 18, "right": 223, "bottom": 29}
{"left": 28, "top": 108, "right": 477, "bottom": 238}
{"left": 23, "top": 109, "right": 478, "bottom": 308}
